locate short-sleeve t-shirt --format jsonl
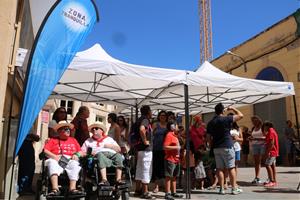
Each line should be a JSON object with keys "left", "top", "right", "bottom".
{"left": 265, "top": 128, "right": 279, "bottom": 157}
{"left": 163, "top": 131, "right": 180, "bottom": 164}
{"left": 44, "top": 137, "right": 81, "bottom": 156}
{"left": 207, "top": 115, "right": 234, "bottom": 149}
{"left": 81, "top": 136, "right": 119, "bottom": 154}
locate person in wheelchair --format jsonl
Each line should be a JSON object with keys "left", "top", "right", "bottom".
{"left": 81, "top": 122, "right": 126, "bottom": 186}
{"left": 43, "top": 120, "right": 83, "bottom": 196}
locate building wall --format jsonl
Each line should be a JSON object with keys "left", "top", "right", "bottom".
{"left": 210, "top": 10, "right": 300, "bottom": 164}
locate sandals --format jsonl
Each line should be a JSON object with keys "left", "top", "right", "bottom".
{"left": 69, "top": 189, "right": 84, "bottom": 195}
{"left": 48, "top": 189, "right": 60, "bottom": 196}
{"left": 99, "top": 179, "right": 110, "bottom": 186}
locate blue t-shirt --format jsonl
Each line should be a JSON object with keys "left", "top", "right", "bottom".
{"left": 207, "top": 115, "right": 234, "bottom": 149}
{"left": 153, "top": 123, "right": 167, "bottom": 151}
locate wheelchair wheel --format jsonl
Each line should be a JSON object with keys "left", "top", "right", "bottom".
{"left": 121, "top": 191, "right": 129, "bottom": 200}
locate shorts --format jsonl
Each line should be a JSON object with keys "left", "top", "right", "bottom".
{"left": 45, "top": 158, "right": 81, "bottom": 181}
{"left": 235, "top": 151, "right": 241, "bottom": 161}
{"left": 96, "top": 151, "right": 123, "bottom": 169}
{"left": 135, "top": 151, "right": 153, "bottom": 184}
{"left": 251, "top": 144, "right": 265, "bottom": 155}
{"left": 164, "top": 160, "right": 180, "bottom": 178}
{"left": 213, "top": 147, "right": 235, "bottom": 169}
{"left": 265, "top": 156, "right": 276, "bottom": 166}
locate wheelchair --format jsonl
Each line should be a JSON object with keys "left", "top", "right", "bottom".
{"left": 35, "top": 152, "right": 86, "bottom": 200}
{"left": 81, "top": 149, "right": 131, "bottom": 200}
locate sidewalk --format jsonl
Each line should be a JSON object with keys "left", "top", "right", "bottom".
{"left": 17, "top": 166, "right": 300, "bottom": 200}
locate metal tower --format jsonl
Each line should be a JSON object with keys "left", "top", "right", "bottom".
{"left": 198, "top": 0, "right": 213, "bottom": 64}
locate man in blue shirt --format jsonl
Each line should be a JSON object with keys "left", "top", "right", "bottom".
{"left": 207, "top": 103, "right": 243, "bottom": 195}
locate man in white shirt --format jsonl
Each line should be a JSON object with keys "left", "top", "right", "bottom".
{"left": 81, "top": 122, "right": 124, "bottom": 186}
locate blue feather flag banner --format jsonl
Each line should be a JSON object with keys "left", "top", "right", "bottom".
{"left": 15, "top": 0, "right": 98, "bottom": 155}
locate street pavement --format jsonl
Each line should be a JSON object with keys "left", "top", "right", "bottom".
{"left": 16, "top": 166, "right": 300, "bottom": 200}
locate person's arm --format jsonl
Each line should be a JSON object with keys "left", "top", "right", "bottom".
{"left": 227, "top": 106, "right": 243, "bottom": 122}
{"left": 44, "top": 149, "right": 60, "bottom": 161}
{"left": 114, "top": 125, "right": 121, "bottom": 145}
{"left": 104, "top": 142, "right": 121, "bottom": 153}
{"left": 140, "top": 125, "right": 150, "bottom": 146}
{"left": 233, "top": 128, "right": 243, "bottom": 143}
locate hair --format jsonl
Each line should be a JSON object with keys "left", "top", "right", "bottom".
{"left": 167, "top": 111, "right": 175, "bottom": 118}
{"left": 157, "top": 110, "right": 167, "bottom": 122}
{"left": 140, "top": 105, "right": 151, "bottom": 116}
{"left": 76, "top": 106, "right": 89, "bottom": 116}
{"left": 52, "top": 107, "right": 67, "bottom": 123}
{"left": 117, "top": 115, "right": 128, "bottom": 129}
{"left": 251, "top": 115, "right": 263, "bottom": 127}
{"left": 215, "top": 103, "right": 224, "bottom": 115}
{"left": 262, "top": 121, "right": 274, "bottom": 131}
{"left": 108, "top": 113, "right": 117, "bottom": 123}
{"left": 227, "top": 112, "right": 239, "bottom": 130}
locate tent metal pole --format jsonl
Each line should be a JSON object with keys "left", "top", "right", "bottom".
{"left": 135, "top": 102, "right": 138, "bottom": 122}
{"left": 293, "top": 95, "right": 300, "bottom": 140}
{"left": 184, "top": 84, "right": 191, "bottom": 199}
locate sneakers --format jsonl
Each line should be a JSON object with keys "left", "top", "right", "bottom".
{"left": 231, "top": 187, "right": 243, "bottom": 195}
{"left": 141, "top": 192, "right": 156, "bottom": 199}
{"left": 219, "top": 188, "right": 226, "bottom": 195}
{"left": 251, "top": 177, "right": 262, "bottom": 184}
{"left": 264, "top": 182, "right": 276, "bottom": 187}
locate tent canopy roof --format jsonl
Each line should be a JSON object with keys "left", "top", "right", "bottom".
{"left": 17, "top": 43, "right": 295, "bottom": 114}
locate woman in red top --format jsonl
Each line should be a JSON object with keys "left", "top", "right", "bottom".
{"left": 44, "top": 120, "right": 82, "bottom": 196}
{"left": 163, "top": 121, "right": 183, "bottom": 200}
{"left": 190, "top": 115, "right": 206, "bottom": 152}
{"left": 262, "top": 121, "right": 279, "bottom": 187}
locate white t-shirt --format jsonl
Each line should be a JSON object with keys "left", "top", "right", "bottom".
{"left": 81, "top": 136, "right": 118, "bottom": 154}
{"left": 251, "top": 128, "right": 265, "bottom": 145}
{"left": 230, "top": 129, "right": 241, "bottom": 152}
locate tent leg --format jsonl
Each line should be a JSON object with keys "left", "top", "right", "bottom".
{"left": 184, "top": 84, "right": 191, "bottom": 199}
{"left": 293, "top": 95, "right": 300, "bottom": 140}
{"left": 135, "top": 102, "right": 138, "bottom": 122}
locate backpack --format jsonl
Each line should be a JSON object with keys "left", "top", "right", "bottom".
{"left": 129, "top": 116, "right": 149, "bottom": 151}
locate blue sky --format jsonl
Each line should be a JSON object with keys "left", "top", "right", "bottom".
{"left": 81, "top": 0, "right": 299, "bottom": 70}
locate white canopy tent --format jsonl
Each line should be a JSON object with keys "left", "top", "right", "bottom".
{"left": 38, "top": 43, "right": 294, "bottom": 115}
{"left": 16, "top": 43, "right": 295, "bottom": 114}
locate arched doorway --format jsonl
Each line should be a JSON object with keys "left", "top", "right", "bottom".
{"left": 254, "top": 67, "right": 287, "bottom": 165}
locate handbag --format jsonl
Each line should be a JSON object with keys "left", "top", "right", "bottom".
{"left": 58, "top": 155, "right": 70, "bottom": 169}
{"left": 58, "top": 140, "right": 70, "bottom": 168}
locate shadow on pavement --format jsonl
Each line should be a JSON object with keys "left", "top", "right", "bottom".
{"left": 277, "top": 170, "right": 300, "bottom": 174}
{"left": 237, "top": 181, "right": 255, "bottom": 187}
{"left": 253, "top": 188, "right": 300, "bottom": 194}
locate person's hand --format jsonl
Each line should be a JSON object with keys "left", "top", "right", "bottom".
{"left": 72, "top": 154, "right": 79, "bottom": 161}
{"left": 54, "top": 155, "right": 61, "bottom": 161}
{"left": 233, "top": 135, "right": 238, "bottom": 141}
{"left": 144, "top": 140, "right": 150, "bottom": 146}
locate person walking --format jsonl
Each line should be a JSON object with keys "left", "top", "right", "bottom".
{"left": 207, "top": 103, "right": 243, "bottom": 195}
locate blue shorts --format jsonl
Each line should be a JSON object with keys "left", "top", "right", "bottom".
{"left": 214, "top": 147, "right": 235, "bottom": 169}
{"left": 235, "top": 151, "right": 241, "bottom": 161}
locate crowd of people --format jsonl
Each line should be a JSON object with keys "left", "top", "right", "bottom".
{"left": 17, "top": 104, "right": 299, "bottom": 199}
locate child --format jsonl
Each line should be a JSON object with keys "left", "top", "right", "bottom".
{"left": 194, "top": 145, "right": 207, "bottom": 190}
{"left": 163, "top": 121, "right": 183, "bottom": 200}
{"left": 262, "top": 121, "right": 279, "bottom": 187}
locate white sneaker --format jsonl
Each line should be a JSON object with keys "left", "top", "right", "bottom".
{"left": 219, "top": 188, "right": 226, "bottom": 195}
{"left": 232, "top": 187, "right": 243, "bottom": 195}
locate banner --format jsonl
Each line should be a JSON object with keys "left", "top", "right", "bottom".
{"left": 15, "top": 0, "right": 99, "bottom": 154}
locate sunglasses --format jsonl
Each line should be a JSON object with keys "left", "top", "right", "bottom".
{"left": 91, "top": 127, "right": 103, "bottom": 131}
{"left": 59, "top": 127, "right": 71, "bottom": 132}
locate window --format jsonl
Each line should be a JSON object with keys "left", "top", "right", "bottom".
{"left": 95, "top": 115, "right": 104, "bottom": 122}
{"left": 60, "top": 100, "right": 73, "bottom": 115}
